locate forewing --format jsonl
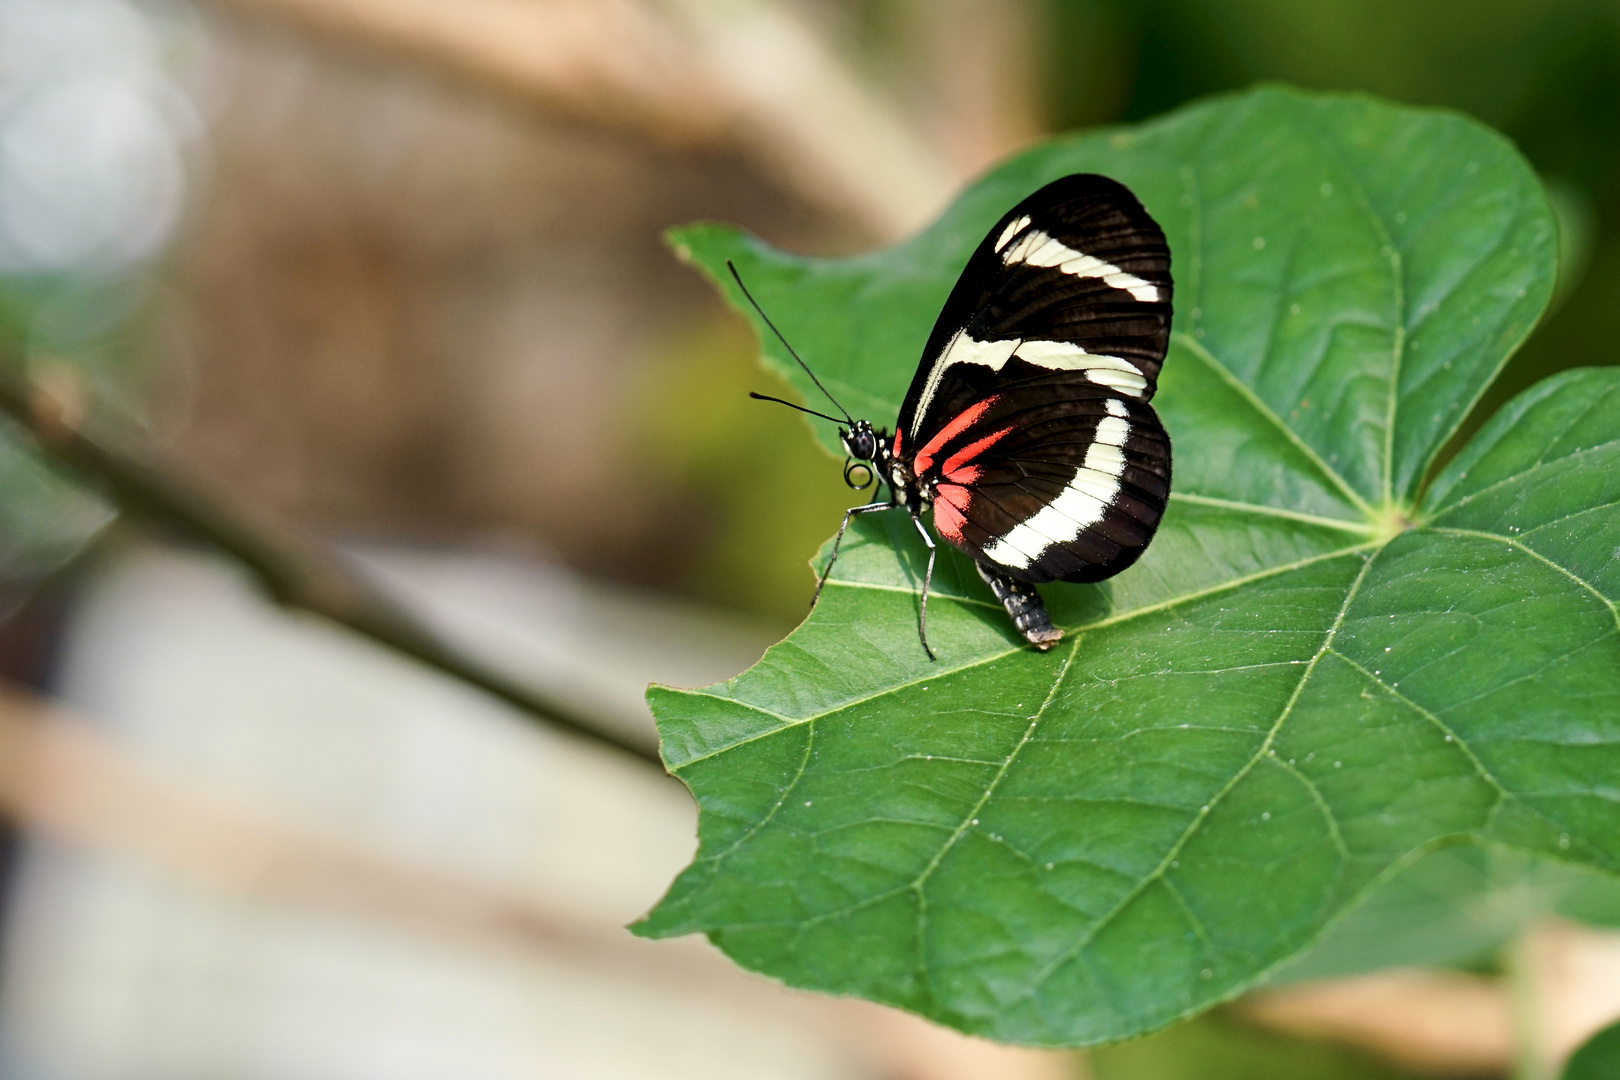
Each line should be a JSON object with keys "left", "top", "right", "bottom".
{"left": 896, "top": 173, "right": 1172, "bottom": 455}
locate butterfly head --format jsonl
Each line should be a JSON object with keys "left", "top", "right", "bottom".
{"left": 839, "top": 420, "right": 880, "bottom": 463}
{"left": 839, "top": 420, "right": 891, "bottom": 492}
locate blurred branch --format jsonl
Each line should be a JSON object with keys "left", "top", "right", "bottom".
{"left": 197, "top": 0, "right": 962, "bottom": 239}
{"left": 1239, "top": 969, "right": 1516, "bottom": 1076}
{"left": 0, "top": 365, "right": 664, "bottom": 768}
{"left": 909, "top": 0, "right": 1046, "bottom": 175}
{"left": 665, "top": 0, "right": 961, "bottom": 237}
{"left": 202, "top": 0, "right": 739, "bottom": 144}
{"left": 1516, "top": 921, "right": 1620, "bottom": 1079}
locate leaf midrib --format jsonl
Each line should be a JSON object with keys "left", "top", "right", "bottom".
{"left": 1285, "top": 109, "right": 1408, "bottom": 509}
{"left": 1426, "top": 437, "right": 1620, "bottom": 520}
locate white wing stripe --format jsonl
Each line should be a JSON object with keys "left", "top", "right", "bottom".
{"left": 1092, "top": 416, "right": 1131, "bottom": 449}
{"left": 912, "top": 331, "right": 1018, "bottom": 435}
{"left": 1064, "top": 467, "right": 1122, "bottom": 505}
{"left": 1083, "top": 445, "right": 1126, "bottom": 478}
{"left": 1002, "top": 228, "right": 1161, "bottom": 302}
{"left": 995, "top": 215, "right": 1032, "bottom": 252}
{"left": 912, "top": 335, "right": 1146, "bottom": 434}
{"left": 981, "top": 485, "right": 1109, "bottom": 569}
{"left": 1084, "top": 367, "right": 1148, "bottom": 396}
{"left": 1012, "top": 341, "right": 1148, "bottom": 397}
{"left": 978, "top": 414, "right": 1133, "bottom": 570}
{"left": 982, "top": 526, "right": 1047, "bottom": 568}
{"left": 1013, "top": 340, "right": 1139, "bottom": 374}
{"left": 941, "top": 332, "right": 1022, "bottom": 369}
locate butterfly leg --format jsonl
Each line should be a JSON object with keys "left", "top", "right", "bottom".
{"left": 911, "top": 512, "right": 937, "bottom": 662}
{"left": 812, "top": 501, "right": 892, "bottom": 608}
{"left": 975, "top": 562, "right": 1063, "bottom": 651}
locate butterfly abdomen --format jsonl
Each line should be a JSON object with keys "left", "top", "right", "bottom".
{"left": 976, "top": 562, "right": 1065, "bottom": 650}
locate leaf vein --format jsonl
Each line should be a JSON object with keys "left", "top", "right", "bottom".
{"left": 914, "top": 640, "right": 1081, "bottom": 985}
{"left": 1326, "top": 647, "right": 1511, "bottom": 802}
{"left": 1425, "top": 439, "right": 1620, "bottom": 519}
{"left": 700, "top": 721, "right": 817, "bottom": 869}
{"left": 1168, "top": 492, "right": 1373, "bottom": 533}
{"left": 1270, "top": 755, "right": 1350, "bottom": 859}
{"left": 1431, "top": 526, "right": 1620, "bottom": 634}
{"left": 1287, "top": 112, "right": 1406, "bottom": 507}
{"left": 1071, "top": 543, "right": 1378, "bottom": 635}
{"left": 671, "top": 646, "right": 1024, "bottom": 768}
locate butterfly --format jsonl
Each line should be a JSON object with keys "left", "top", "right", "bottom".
{"left": 744, "top": 173, "right": 1173, "bottom": 659}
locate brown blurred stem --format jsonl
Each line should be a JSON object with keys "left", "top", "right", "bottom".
{"left": 0, "top": 367, "right": 664, "bottom": 769}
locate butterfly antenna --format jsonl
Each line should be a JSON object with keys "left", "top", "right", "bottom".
{"left": 728, "top": 260, "right": 854, "bottom": 425}
{"left": 748, "top": 392, "right": 846, "bottom": 424}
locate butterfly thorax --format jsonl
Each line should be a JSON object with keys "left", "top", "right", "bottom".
{"left": 887, "top": 450, "right": 929, "bottom": 512}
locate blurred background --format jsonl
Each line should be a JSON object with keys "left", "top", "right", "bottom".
{"left": 0, "top": 0, "right": 1617, "bottom": 1077}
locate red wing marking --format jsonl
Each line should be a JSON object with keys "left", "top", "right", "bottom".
{"left": 941, "top": 427, "right": 1012, "bottom": 480}
{"left": 892, "top": 426, "right": 903, "bottom": 459}
{"left": 927, "top": 423, "right": 1006, "bottom": 545}
{"left": 936, "top": 483, "right": 973, "bottom": 511}
{"left": 912, "top": 396, "right": 1001, "bottom": 475}
{"left": 934, "top": 482, "right": 971, "bottom": 541}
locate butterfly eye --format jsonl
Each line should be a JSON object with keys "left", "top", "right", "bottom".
{"left": 843, "top": 459, "right": 874, "bottom": 490}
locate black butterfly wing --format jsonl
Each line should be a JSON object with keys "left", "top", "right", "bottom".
{"left": 897, "top": 174, "right": 1173, "bottom": 585}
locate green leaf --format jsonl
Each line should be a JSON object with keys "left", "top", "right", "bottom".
{"left": 1564, "top": 1020, "right": 1620, "bottom": 1080}
{"left": 636, "top": 86, "right": 1617, "bottom": 1047}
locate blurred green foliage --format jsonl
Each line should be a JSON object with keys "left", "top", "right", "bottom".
{"left": 632, "top": 313, "right": 858, "bottom": 625}
{"left": 0, "top": 427, "right": 111, "bottom": 594}
{"left": 1042, "top": 0, "right": 1620, "bottom": 433}
{"left": 1090, "top": 1013, "right": 1429, "bottom": 1080}
{"left": 0, "top": 276, "right": 132, "bottom": 599}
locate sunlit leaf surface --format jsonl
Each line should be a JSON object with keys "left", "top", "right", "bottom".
{"left": 636, "top": 87, "right": 1619, "bottom": 1046}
